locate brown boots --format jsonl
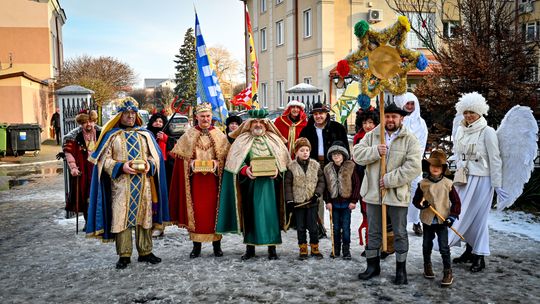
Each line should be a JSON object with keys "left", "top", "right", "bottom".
{"left": 423, "top": 263, "right": 435, "bottom": 279}
{"left": 310, "top": 243, "right": 323, "bottom": 259}
{"left": 441, "top": 269, "right": 453, "bottom": 286}
{"left": 299, "top": 244, "right": 308, "bottom": 260}
{"left": 299, "top": 244, "right": 323, "bottom": 259}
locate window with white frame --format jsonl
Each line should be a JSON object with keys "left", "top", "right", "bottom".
{"left": 277, "top": 80, "right": 284, "bottom": 108}
{"left": 260, "top": 83, "right": 268, "bottom": 107}
{"left": 261, "top": 0, "right": 267, "bottom": 13}
{"left": 526, "top": 22, "right": 536, "bottom": 41}
{"left": 303, "top": 9, "right": 312, "bottom": 38}
{"left": 276, "top": 20, "right": 284, "bottom": 46}
{"left": 528, "top": 66, "right": 538, "bottom": 82}
{"left": 405, "top": 12, "right": 435, "bottom": 48}
{"left": 261, "top": 27, "right": 267, "bottom": 51}
{"left": 303, "top": 77, "right": 312, "bottom": 85}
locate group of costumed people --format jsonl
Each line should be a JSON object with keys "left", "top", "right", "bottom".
{"left": 71, "top": 91, "right": 532, "bottom": 288}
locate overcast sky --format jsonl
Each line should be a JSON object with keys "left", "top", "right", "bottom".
{"left": 61, "top": 0, "right": 245, "bottom": 88}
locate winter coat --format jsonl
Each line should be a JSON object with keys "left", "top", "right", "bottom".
{"left": 284, "top": 158, "right": 325, "bottom": 208}
{"left": 453, "top": 117, "right": 502, "bottom": 188}
{"left": 299, "top": 117, "right": 349, "bottom": 163}
{"left": 353, "top": 125, "right": 422, "bottom": 207}
{"left": 323, "top": 160, "right": 361, "bottom": 205}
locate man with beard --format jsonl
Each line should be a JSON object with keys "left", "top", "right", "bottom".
{"left": 216, "top": 109, "right": 290, "bottom": 260}
{"left": 62, "top": 109, "right": 101, "bottom": 227}
{"left": 274, "top": 100, "right": 308, "bottom": 159}
{"left": 394, "top": 92, "right": 429, "bottom": 236}
{"left": 168, "top": 102, "right": 230, "bottom": 258}
{"left": 353, "top": 102, "right": 422, "bottom": 285}
{"left": 86, "top": 97, "right": 169, "bottom": 269}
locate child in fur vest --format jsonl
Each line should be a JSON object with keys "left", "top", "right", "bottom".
{"left": 284, "top": 137, "right": 326, "bottom": 260}
{"left": 324, "top": 141, "right": 361, "bottom": 259}
{"left": 412, "top": 150, "right": 461, "bottom": 287}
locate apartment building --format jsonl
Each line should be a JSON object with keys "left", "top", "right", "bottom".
{"left": 0, "top": 0, "right": 66, "bottom": 138}
{"left": 245, "top": 0, "right": 435, "bottom": 110}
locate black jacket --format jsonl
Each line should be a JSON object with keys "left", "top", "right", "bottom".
{"left": 299, "top": 116, "right": 349, "bottom": 164}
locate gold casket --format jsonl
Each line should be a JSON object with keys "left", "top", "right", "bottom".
{"left": 193, "top": 160, "right": 214, "bottom": 173}
{"left": 251, "top": 156, "right": 277, "bottom": 177}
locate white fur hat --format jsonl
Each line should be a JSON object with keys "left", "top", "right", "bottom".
{"left": 393, "top": 92, "right": 417, "bottom": 109}
{"left": 286, "top": 100, "right": 305, "bottom": 109}
{"left": 455, "top": 92, "right": 489, "bottom": 116}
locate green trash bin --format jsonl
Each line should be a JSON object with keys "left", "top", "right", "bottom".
{"left": 0, "top": 123, "right": 7, "bottom": 157}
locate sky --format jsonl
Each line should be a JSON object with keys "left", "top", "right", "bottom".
{"left": 60, "top": 0, "right": 246, "bottom": 88}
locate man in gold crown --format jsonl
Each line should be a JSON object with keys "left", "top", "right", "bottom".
{"left": 216, "top": 108, "right": 290, "bottom": 260}
{"left": 169, "top": 102, "right": 230, "bottom": 258}
{"left": 86, "top": 97, "right": 170, "bottom": 269}
{"left": 61, "top": 109, "right": 101, "bottom": 227}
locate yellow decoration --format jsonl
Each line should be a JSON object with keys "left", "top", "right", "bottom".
{"left": 398, "top": 16, "right": 411, "bottom": 32}
{"left": 344, "top": 16, "right": 423, "bottom": 98}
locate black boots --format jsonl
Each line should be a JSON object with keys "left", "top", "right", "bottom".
{"left": 190, "top": 242, "right": 202, "bottom": 259}
{"left": 470, "top": 254, "right": 486, "bottom": 272}
{"left": 116, "top": 257, "right": 131, "bottom": 269}
{"left": 342, "top": 243, "right": 351, "bottom": 260}
{"left": 394, "top": 261, "right": 408, "bottom": 285}
{"left": 241, "top": 245, "right": 256, "bottom": 260}
{"left": 331, "top": 241, "right": 341, "bottom": 258}
{"left": 213, "top": 240, "right": 223, "bottom": 257}
{"left": 138, "top": 252, "right": 162, "bottom": 264}
{"left": 268, "top": 246, "right": 279, "bottom": 260}
{"left": 358, "top": 256, "right": 381, "bottom": 280}
{"left": 453, "top": 243, "right": 473, "bottom": 264}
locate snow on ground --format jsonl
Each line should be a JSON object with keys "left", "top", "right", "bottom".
{"left": 1, "top": 168, "right": 539, "bottom": 303}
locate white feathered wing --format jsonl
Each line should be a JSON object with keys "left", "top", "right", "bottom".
{"left": 496, "top": 105, "right": 538, "bottom": 210}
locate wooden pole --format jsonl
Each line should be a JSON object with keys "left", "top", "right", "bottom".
{"left": 330, "top": 210, "right": 335, "bottom": 257}
{"left": 428, "top": 205, "right": 465, "bottom": 241}
{"left": 379, "top": 91, "right": 387, "bottom": 252}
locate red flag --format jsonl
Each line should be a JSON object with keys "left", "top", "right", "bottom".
{"left": 230, "top": 85, "right": 253, "bottom": 109}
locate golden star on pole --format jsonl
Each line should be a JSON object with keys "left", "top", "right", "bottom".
{"left": 343, "top": 16, "right": 428, "bottom": 98}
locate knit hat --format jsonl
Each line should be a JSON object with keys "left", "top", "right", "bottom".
{"left": 248, "top": 108, "right": 269, "bottom": 119}
{"left": 286, "top": 100, "right": 305, "bottom": 109}
{"left": 455, "top": 92, "right": 489, "bottom": 116}
{"left": 294, "top": 137, "right": 311, "bottom": 153}
{"left": 75, "top": 109, "right": 98, "bottom": 125}
{"left": 422, "top": 149, "right": 451, "bottom": 176}
{"left": 327, "top": 140, "right": 350, "bottom": 161}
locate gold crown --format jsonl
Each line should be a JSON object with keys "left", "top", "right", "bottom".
{"left": 194, "top": 102, "right": 213, "bottom": 114}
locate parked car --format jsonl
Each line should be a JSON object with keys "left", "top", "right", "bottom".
{"left": 168, "top": 115, "right": 190, "bottom": 137}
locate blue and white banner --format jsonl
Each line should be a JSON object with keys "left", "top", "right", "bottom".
{"left": 195, "top": 13, "right": 228, "bottom": 122}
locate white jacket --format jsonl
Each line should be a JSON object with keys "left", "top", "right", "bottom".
{"left": 454, "top": 117, "right": 502, "bottom": 188}
{"left": 353, "top": 125, "right": 422, "bottom": 207}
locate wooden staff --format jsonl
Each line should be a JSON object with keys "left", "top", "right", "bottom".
{"left": 379, "top": 91, "right": 387, "bottom": 252}
{"left": 428, "top": 205, "right": 465, "bottom": 241}
{"left": 75, "top": 175, "right": 80, "bottom": 234}
{"left": 329, "top": 210, "right": 335, "bottom": 257}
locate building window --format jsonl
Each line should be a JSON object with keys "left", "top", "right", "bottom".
{"left": 303, "top": 9, "right": 312, "bottom": 38}
{"left": 277, "top": 80, "right": 284, "bottom": 108}
{"left": 276, "top": 20, "right": 284, "bottom": 46}
{"left": 261, "top": 0, "right": 267, "bottom": 13}
{"left": 260, "top": 83, "right": 268, "bottom": 108}
{"left": 303, "top": 77, "right": 312, "bottom": 85}
{"left": 442, "top": 21, "right": 457, "bottom": 38}
{"left": 526, "top": 22, "right": 536, "bottom": 41}
{"left": 405, "top": 12, "right": 435, "bottom": 48}
{"left": 261, "top": 28, "right": 267, "bottom": 51}
{"left": 528, "top": 66, "right": 538, "bottom": 82}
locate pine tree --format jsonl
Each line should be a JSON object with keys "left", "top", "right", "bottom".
{"left": 173, "top": 28, "right": 196, "bottom": 112}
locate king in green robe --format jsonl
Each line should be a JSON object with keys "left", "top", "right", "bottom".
{"left": 216, "top": 109, "right": 290, "bottom": 260}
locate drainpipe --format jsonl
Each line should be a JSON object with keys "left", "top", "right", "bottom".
{"left": 295, "top": 0, "right": 299, "bottom": 84}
